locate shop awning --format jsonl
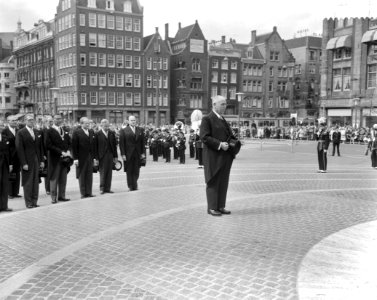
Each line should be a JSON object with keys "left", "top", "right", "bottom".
{"left": 361, "top": 29, "right": 377, "bottom": 43}
{"left": 326, "top": 35, "right": 352, "bottom": 50}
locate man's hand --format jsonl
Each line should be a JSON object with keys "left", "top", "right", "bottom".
{"left": 93, "top": 159, "right": 98, "bottom": 166}
{"left": 220, "top": 142, "right": 229, "bottom": 151}
{"left": 122, "top": 155, "right": 127, "bottom": 161}
{"left": 74, "top": 160, "right": 79, "bottom": 167}
{"left": 9, "top": 165, "right": 13, "bottom": 173}
{"left": 40, "top": 162, "right": 45, "bottom": 169}
{"left": 324, "top": 150, "right": 327, "bottom": 153}
{"left": 23, "top": 164, "right": 29, "bottom": 171}
{"left": 113, "top": 158, "right": 118, "bottom": 163}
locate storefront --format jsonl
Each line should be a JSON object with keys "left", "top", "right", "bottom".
{"left": 327, "top": 109, "right": 352, "bottom": 126}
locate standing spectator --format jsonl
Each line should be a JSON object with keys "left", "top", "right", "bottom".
{"left": 72, "top": 117, "right": 97, "bottom": 199}
{"left": 195, "top": 128, "right": 204, "bottom": 168}
{"left": 332, "top": 126, "right": 341, "bottom": 156}
{"left": 0, "top": 119, "right": 13, "bottom": 212}
{"left": 3, "top": 116, "right": 21, "bottom": 199}
{"left": 42, "top": 116, "right": 53, "bottom": 195}
{"left": 46, "top": 115, "right": 72, "bottom": 204}
{"left": 16, "top": 115, "right": 45, "bottom": 208}
{"left": 95, "top": 119, "right": 118, "bottom": 194}
{"left": 188, "top": 129, "right": 195, "bottom": 158}
{"left": 370, "top": 124, "right": 377, "bottom": 169}
{"left": 315, "top": 117, "right": 330, "bottom": 173}
{"left": 119, "top": 116, "right": 145, "bottom": 191}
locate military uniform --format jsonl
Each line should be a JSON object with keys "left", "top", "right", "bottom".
{"left": 316, "top": 124, "right": 330, "bottom": 173}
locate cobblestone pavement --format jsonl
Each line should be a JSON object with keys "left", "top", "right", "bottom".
{"left": 0, "top": 140, "right": 376, "bottom": 299}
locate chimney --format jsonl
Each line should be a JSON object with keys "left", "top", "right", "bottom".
{"left": 251, "top": 30, "right": 256, "bottom": 46}
{"left": 273, "top": 26, "right": 277, "bottom": 32}
{"left": 221, "top": 35, "right": 226, "bottom": 44}
{"left": 165, "top": 23, "right": 169, "bottom": 40}
{"left": 17, "top": 20, "right": 22, "bottom": 32}
{"left": 155, "top": 27, "right": 159, "bottom": 33}
{"left": 178, "top": 22, "right": 181, "bottom": 30}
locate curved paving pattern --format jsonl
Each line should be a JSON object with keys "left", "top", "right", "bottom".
{"left": 0, "top": 141, "right": 376, "bottom": 299}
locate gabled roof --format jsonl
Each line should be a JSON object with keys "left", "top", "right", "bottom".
{"left": 285, "top": 36, "right": 322, "bottom": 49}
{"left": 255, "top": 32, "right": 273, "bottom": 44}
{"left": 0, "top": 32, "right": 16, "bottom": 49}
{"left": 173, "top": 24, "right": 195, "bottom": 43}
{"left": 233, "top": 43, "right": 265, "bottom": 60}
{"left": 143, "top": 34, "right": 154, "bottom": 50}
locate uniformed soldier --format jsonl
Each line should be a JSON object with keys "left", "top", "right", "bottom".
{"left": 176, "top": 131, "right": 186, "bottom": 164}
{"left": 162, "top": 129, "right": 172, "bottom": 163}
{"left": 150, "top": 131, "right": 159, "bottom": 162}
{"left": 189, "top": 129, "right": 195, "bottom": 158}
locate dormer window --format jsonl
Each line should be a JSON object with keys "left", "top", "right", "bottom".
{"left": 88, "top": 0, "right": 96, "bottom": 8}
{"left": 106, "top": 0, "right": 114, "bottom": 10}
{"left": 124, "top": 0, "right": 132, "bottom": 13}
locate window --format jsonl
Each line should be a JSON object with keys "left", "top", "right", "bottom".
{"left": 89, "top": 13, "right": 96, "bottom": 27}
{"left": 98, "top": 53, "right": 106, "bottom": 67}
{"left": 296, "top": 64, "right": 301, "bottom": 74}
{"left": 229, "top": 87, "right": 236, "bottom": 99}
{"left": 108, "top": 92, "right": 115, "bottom": 105}
{"left": 89, "top": 72, "right": 97, "bottom": 86}
{"left": 89, "top": 53, "right": 97, "bottom": 66}
{"left": 106, "top": 0, "right": 114, "bottom": 10}
{"left": 220, "top": 87, "right": 227, "bottom": 98}
{"left": 147, "top": 75, "right": 152, "bottom": 88}
{"left": 117, "top": 92, "right": 125, "bottom": 105}
{"left": 98, "top": 14, "right": 105, "bottom": 28}
{"left": 107, "top": 35, "right": 115, "bottom": 48}
{"left": 79, "top": 14, "right": 85, "bottom": 26}
{"left": 80, "top": 34, "right": 85, "bottom": 46}
{"left": 90, "top": 91, "right": 97, "bottom": 104}
{"left": 134, "top": 93, "right": 141, "bottom": 106}
{"left": 190, "top": 95, "right": 202, "bottom": 108}
{"left": 190, "top": 78, "right": 202, "bottom": 90}
{"left": 333, "top": 69, "right": 342, "bottom": 91}
{"left": 212, "top": 59, "right": 219, "bottom": 68}
{"left": 367, "top": 64, "right": 377, "bottom": 88}
{"left": 125, "top": 17, "right": 132, "bottom": 31}
{"left": 334, "top": 49, "right": 342, "bottom": 60}
{"left": 344, "top": 48, "right": 352, "bottom": 58}
{"left": 192, "top": 58, "right": 200, "bottom": 71}
{"left": 230, "top": 73, "right": 237, "bottom": 84}
{"left": 221, "top": 73, "right": 228, "bottom": 84}
{"left": 108, "top": 73, "right": 115, "bottom": 86}
{"left": 99, "top": 73, "right": 106, "bottom": 86}
{"left": 125, "top": 37, "right": 132, "bottom": 50}
{"left": 125, "top": 74, "right": 133, "bottom": 87}
{"left": 163, "top": 58, "right": 168, "bottom": 70}
{"left": 116, "top": 36, "right": 123, "bottom": 49}
{"left": 80, "top": 53, "right": 86, "bottom": 66}
{"left": 133, "top": 37, "right": 140, "bottom": 51}
{"left": 99, "top": 91, "right": 107, "bottom": 105}
{"left": 133, "top": 19, "right": 141, "bottom": 32}
{"left": 98, "top": 34, "right": 106, "bottom": 48}
{"left": 211, "top": 86, "right": 218, "bottom": 98}
{"left": 88, "top": 0, "right": 96, "bottom": 8}
{"left": 270, "top": 66, "right": 274, "bottom": 76}
{"left": 107, "top": 15, "right": 114, "bottom": 29}
{"left": 116, "top": 55, "right": 124, "bottom": 68}
{"left": 125, "top": 55, "right": 132, "bottom": 68}
{"left": 163, "top": 75, "right": 168, "bottom": 88}
{"left": 309, "top": 63, "right": 316, "bottom": 74}
{"left": 147, "top": 57, "right": 152, "bottom": 70}
{"left": 116, "top": 16, "right": 123, "bottom": 30}
{"left": 268, "top": 97, "right": 273, "bottom": 108}
{"left": 343, "top": 68, "right": 351, "bottom": 90}
{"left": 126, "top": 92, "right": 133, "bottom": 105}
{"left": 211, "top": 71, "right": 218, "bottom": 83}
{"left": 147, "top": 93, "right": 152, "bottom": 106}
{"left": 270, "top": 51, "right": 279, "bottom": 61}
{"left": 134, "top": 74, "right": 141, "bottom": 87}
{"left": 124, "top": 0, "right": 132, "bottom": 12}
{"left": 309, "top": 50, "right": 316, "bottom": 61}
{"left": 80, "top": 93, "right": 87, "bottom": 105}
{"left": 269, "top": 81, "right": 273, "bottom": 92}
{"left": 134, "top": 56, "right": 141, "bottom": 69}
{"left": 231, "top": 61, "right": 237, "bottom": 69}
{"left": 117, "top": 73, "right": 124, "bottom": 86}
{"left": 89, "top": 33, "right": 97, "bottom": 47}
{"left": 221, "top": 59, "right": 228, "bottom": 70}
{"left": 108, "top": 54, "right": 115, "bottom": 67}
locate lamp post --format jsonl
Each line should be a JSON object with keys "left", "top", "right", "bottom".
{"left": 236, "top": 92, "right": 244, "bottom": 139}
{"left": 154, "top": 36, "right": 161, "bottom": 128}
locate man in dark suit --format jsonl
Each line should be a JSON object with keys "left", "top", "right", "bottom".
{"left": 72, "top": 117, "right": 97, "bottom": 198}
{"left": 3, "top": 115, "right": 21, "bottom": 199}
{"left": 95, "top": 119, "right": 118, "bottom": 194}
{"left": 42, "top": 116, "right": 53, "bottom": 195}
{"left": 0, "top": 119, "right": 13, "bottom": 212}
{"left": 332, "top": 126, "right": 341, "bottom": 156}
{"left": 46, "top": 115, "right": 71, "bottom": 204}
{"left": 16, "top": 114, "right": 44, "bottom": 208}
{"left": 119, "top": 115, "right": 145, "bottom": 191}
{"left": 200, "top": 95, "right": 238, "bottom": 216}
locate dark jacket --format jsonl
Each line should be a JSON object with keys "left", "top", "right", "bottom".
{"left": 16, "top": 127, "right": 44, "bottom": 168}
{"left": 72, "top": 128, "right": 96, "bottom": 163}
{"left": 0, "top": 134, "right": 12, "bottom": 167}
{"left": 95, "top": 130, "right": 118, "bottom": 161}
{"left": 2, "top": 126, "right": 19, "bottom": 170}
{"left": 119, "top": 126, "right": 145, "bottom": 160}
{"left": 46, "top": 126, "right": 71, "bottom": 168}
{"left": 332, "top": 131, "right": 341, "bottom": 143}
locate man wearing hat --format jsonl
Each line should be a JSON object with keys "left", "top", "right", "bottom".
{"left": 332, "top": 126, "right": 341, "bottom": 156}
{"left": 316, "top": 117, "right": 330, "bottom": 173}
{"left": 2, "top": 115, "right": 21, "bottom": 199}
{"left": 16, "top": 114, "right": 45, "bottom": 208}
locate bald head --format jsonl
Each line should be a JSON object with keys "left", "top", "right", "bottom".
{"left": 128, "top": 115, "right": 136, "bottom": 126}
{"left": 212, "top": 95, "right": 227, "bottom": 115}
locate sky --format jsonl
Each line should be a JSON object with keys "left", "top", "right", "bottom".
{"left": 0, "top": 0, "right": 376, "bottom": 43}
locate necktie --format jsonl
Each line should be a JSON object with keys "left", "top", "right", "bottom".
{"left": 29, "top": 128, "right": 35, "bottom": 140}
{"left": 131, "top": 126, "right": 135, "bottom": 134}
{"left": 0, "top": 134, "right": 2, "bottom": 142}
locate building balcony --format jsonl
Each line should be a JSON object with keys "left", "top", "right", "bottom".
{"left": 14, "top": 80, "right": 30, "bottom": 88}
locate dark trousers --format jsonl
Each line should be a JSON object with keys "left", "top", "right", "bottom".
{"left": 99, "top": 152, "right": 113, "bottom": 192}
{"left": 371, "top": 150, "right": 377, "bottom": 167}
{"left": 173, "top": 147, "right": 178, "bottom": 159}
{"left": 164, "top": 147, "right": 171, "bottom": 162}
{"left": 0, "top": 161, "right": 9, "bottom": 210}
{"left": 152, "top": 148, "right": 158, "bottom": 161}
{"left": 197, "top": 148, "right": 203, "bottom": 166}
{"left": 8, "top": 169, "right": 20, "bottom": 197}
{"left": 206, "top": 155, "right": 233, "bottom": 210}
{"left": 332, "top": 142, "right": 340, "bottom": 156}
{"left": 22, "top": 157, "right": 39, "bottom": 207}
{"left": 126, "top": 153, "right": 140, "bottom": 191}
{"left": 78, "top": 157, "right": 93, "bottom": 197}
{"left": 189, "top": 144, "right": 195, "bottom": 158}
{"left": 178, "top": 149, "right": 185, "bottom": 164}
{"left": 50, "top": 161, "right": 67, "bottom": 200}
{"left": 317, "top": 147, "right": 327, "bottom": 171}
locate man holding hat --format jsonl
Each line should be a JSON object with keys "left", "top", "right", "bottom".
{"left": 16, "top": 114, "right": 45, "bottom": 208}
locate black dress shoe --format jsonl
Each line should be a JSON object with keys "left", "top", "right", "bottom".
{"left": 33, "top": 204, "right": 40, "bottom": 208}
{"left": 26, "top": 205, "right": 34, "bottom": 209}
{"left": 106, "top": 191, "right": 114, "bottom": 193}
{"left": 100, "top": 191, "right": 105, "bottom": 195}
{"left": 3, "top": 208, "right": 13, "bottom": 212}
{"left": 207, "top": 209, "right": 222, "bottom": 216}
{"left": 51, "top": 199, "right": 57, "bottom": 204}
{"left": 86, "top": 194, "right": 95, "bottom": 198}
{"left": 13, "top": 195, "right": 22, "bottom": 198}
{"left": 58, "top": 198, "right": 70, "bottom": 201}
{"left": 218, "top": 208, "right": 231, "bottom": 215}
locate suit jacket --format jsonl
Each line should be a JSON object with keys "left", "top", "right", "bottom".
{"left": 2, "top": 126, "right": 19, "bottom": 169}
{"left": 46, "top": 126, "right": 71, "bottom": 169}
{"left": 200, "top": 111, "right": 235, "bottom": 183}
{"left": 95, "top": 130, "right": 118, "bottom": 161}
{"left": 72, "top": 128, "right": 96, "bottom": 163}
{"left": 119, "top": 126, "right": 144, "bottom": 160}
{"left": 16, "top": 127, "right": 44, "bottom": 169}
{"left": 0, "top": 134, "right": 12, "bottom": 167}
{"left": 332, "top": 131, "right": 341, "bottom": 143}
